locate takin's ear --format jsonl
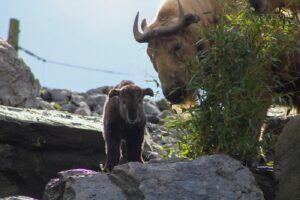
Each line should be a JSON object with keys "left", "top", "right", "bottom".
{"left": 143, "top": 88, "right": 154, "bottom": 97}
{"left": 108, "top": 89, "right": 121, "bottom": 98}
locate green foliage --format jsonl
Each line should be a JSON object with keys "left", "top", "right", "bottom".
{"left": 145, "top": 78, "right": 161, "bottom": 98}
{"left": 53, "top": 103, "right": 62, "bottom": 111}
{"left": 167, "top": 4, "right": 299, "bottom": 161}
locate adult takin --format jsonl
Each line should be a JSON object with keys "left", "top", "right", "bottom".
{"left": 133, "top": 0, "right": 299, "bottom": 107}
{"left": 133, "top": 0, "right": 221, "bottom": 104}
{"left": 103, "top": 80, "right": 154, "bottom": 171}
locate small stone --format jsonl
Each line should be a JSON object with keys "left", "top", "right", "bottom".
{"left": 71, "top": 93, "right": 86, "bottom": 106}
{"left": 40, "top": 88, "right": 52, "bottom": 102}
{"left": 34, "top": 97, "right": 54, "bottom": 110}
{"left": 49, "top": 89, "right": 71, "bottom": 103}
{"left": 61, "top": 103, "right": 78, "bottom": 113}
{"left": 86, "top": 94, "right": 107, "bottom": 111}
{"left": 75, "top": 102, "right": 92, "bottom": 116}
{"left": 155, "top": 98, "right": 171, "bottom": 111}
{"left": 144, "top": 102, "right": 161, "bottom": 116}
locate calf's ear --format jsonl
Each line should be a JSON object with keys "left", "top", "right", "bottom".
{"left": 143, "top": 88, "right": 154, "bottom": 97}
{"left": 109, "top": 89, "right": 121, "bottom": 98}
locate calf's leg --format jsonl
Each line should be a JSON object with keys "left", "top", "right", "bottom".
{"left": 104, "top": 139, "right": 121, "bottom": 171}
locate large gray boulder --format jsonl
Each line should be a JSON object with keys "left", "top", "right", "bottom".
{"left": 43, "top": 154, "right": 264, "bottom": 200}
{"left": 274, "top": 116, "right": 300, "bottom": 200}
{"left": 0, "top": 38, "right": 40, "bottom": 107}
{"left": 144, "top": 101, "right": 161, "bottom": 116}
{"left": 0, "top": 105, "right": 105, "bottom": 198}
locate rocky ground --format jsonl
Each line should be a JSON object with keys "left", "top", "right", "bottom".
{"left": 1, "top": 37, "right": 299, "bottom": 200}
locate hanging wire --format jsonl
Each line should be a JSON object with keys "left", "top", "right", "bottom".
{"left": 18, "top": 46, "right": 133, "bottom": 76}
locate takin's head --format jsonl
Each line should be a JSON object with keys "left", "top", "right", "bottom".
{"left": 109, "top": 84, "right": 154, "bottom": 124}
{"left": 133, "top": 0, "right": 209, "bottom": 104}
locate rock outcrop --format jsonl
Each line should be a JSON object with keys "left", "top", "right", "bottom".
{"left": 43, "top": 154, "right": 264, "bottom": 200}
{"left": 0, "top": 105, "right": 105, "bottom": 198}
{"left": 0, "top": 38, "right": 40, "bottom": 108}
{"left": 274, "top": 116, "right": 300, "bottom": 200}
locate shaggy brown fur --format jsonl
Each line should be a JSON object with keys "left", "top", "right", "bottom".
{"left": 249, "top": 0, "right": 300, "bottom": 13}
{"left": 103, "top": 80, "right": 153, "bottom": 171}
{"left": 144, "top": 0, "right": 221, "bottom": 104}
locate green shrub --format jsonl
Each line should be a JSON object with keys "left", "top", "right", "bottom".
{"left": 53, "top": 103, "right": 62, "bottom": 111}
{"left": 167, "top": 3, "right": 299, "bottom": 161}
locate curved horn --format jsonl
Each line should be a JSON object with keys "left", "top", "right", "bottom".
{"left": 133, "top": 0, "right": 200, "bottom": 43}
{"left": 133, "top": 12, "right": 153, "bottom": 43}
{"left": 133, "top": 12, "right": 145, "bottom": 42}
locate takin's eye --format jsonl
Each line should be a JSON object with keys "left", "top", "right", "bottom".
{"left": 172, "top": 43, "right": 182, "bottom": 57}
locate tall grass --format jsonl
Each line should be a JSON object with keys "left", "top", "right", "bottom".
{"left": 167, "top": 2, "right": 299, "bottom": 161}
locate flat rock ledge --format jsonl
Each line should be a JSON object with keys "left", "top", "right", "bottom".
{"left": 43, "top": 154, "right": 264, "bottom": 200}
{"left": 0, "top": 105, "right": 105, "bottom": 198}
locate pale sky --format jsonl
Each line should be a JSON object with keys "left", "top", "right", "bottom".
{"left": 1, "top": 0, "right": 163, "bottom": 95}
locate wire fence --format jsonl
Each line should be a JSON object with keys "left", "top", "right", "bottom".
{"left": 18, "top": 46, "right": 133, "bottom": 76}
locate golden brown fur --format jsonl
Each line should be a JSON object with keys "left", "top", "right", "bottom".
{"left": 145, "top": 0, "right": 221, "bottom": 103}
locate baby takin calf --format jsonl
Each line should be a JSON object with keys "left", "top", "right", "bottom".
{"left": 103, "top": 80, "right": 154, "bottom": 171}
